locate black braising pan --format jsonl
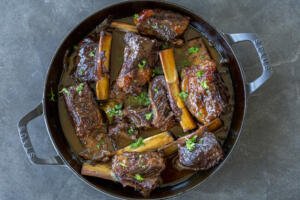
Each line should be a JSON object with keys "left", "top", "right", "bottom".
{"left": 18, "top": 1, "right": 272, "bottom": 199}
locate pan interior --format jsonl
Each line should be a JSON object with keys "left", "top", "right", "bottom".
{"left": 43, "top": 1, "right": 246, "bottom": 199}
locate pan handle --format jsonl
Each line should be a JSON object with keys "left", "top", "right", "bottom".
{"left": 18, "top": 102, "right": 64, "bottom": 165}
{"left": 225, "top": 33, "right": 272, "bottom": 95}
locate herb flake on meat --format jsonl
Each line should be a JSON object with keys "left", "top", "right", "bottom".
{"left": 130, "top": 137, "right": 144, "bottom": 149}
{"left": 179, "top": 91, "right": 188, "bottom": 101}
{"left": 145, "top": 112, "right": 153, "bottom": 121}
{"left": 59, "top": 88, "right": 70, "bottom": 96}
{"left": 186, "top": 135, "right": 197, "bottom": 151}
{"left": 107, "top": 104, "right": 123, "bottom": 117}
{"left": 134, "top": 174, "right": 144, "bottom": 182}
{"left": 188, "top": 47, "right": 199, "bottom": 54}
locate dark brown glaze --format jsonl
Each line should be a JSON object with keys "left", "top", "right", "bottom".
{"left": 108, "top": 118, "right": 138, "bottom": 149}
{"left": 124, "top": 106, "right": 152, "bottom": 129}
{"left": 149, "top": 76, "right": 176, "bottom": 131}
{"left": 136, "top": 9, "right": 190, "bottom": 42}
{"left": 112, "top": 152, "right": 165, "bottom": 197}
{"left": 177, "top": 132, "right": 223, "bottom": 170}
{"left": 181, "top": 60, "right": 228, "bottom": 124}
{"left": 73, "top": 38, "right": 98, "bottom": 82}
{"left": 113, "top": 32, "right": 159, "bottom": 97}
{"left": 62, "top": 83, "right": 113, "bottom": 161}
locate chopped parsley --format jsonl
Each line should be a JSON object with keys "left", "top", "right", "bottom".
{"left": 107, "top": 104, "right": 123, "bottom": 118}
{"left": 119, "top": 162, "right": 127, "bottom": 168}
{"left": 134, "top": 174, "right": 144, "bottom": 182}
{"left": 59, "top": 88, "right": 70, "bottom": 96}
{"left": 197, "top": 111, "right": 202, "bottom": 116}
{"left": 186, "top": 135, "right": 198, "bottom": 151}
{"left": 78, "top": 69, "right": 85, "bottom": 75}
{"left": 145, "top": 112, "right": 153, "bottom": 121}
{"left": 138, "top": 59, "right": 147, "bottom": 69}
{"left": 134, "top": 92, "right": 151, "bottom": 106}
{"left": 151, "top": 24, "right": 159, "bottom": 29}
{"left": 49, "top": 87, "right": 55, "bottom": 102}
{"left": 130, "top": 137, "right": 144, "bottom": 149}
{"left": 127, "top": 126, "right": 136, "bottom": 135}
{"left": 76, "top": 83, "right": 84, "bottom": 94}
{"left": 154, "top": 87, "right": 159, "bottom": 94}
{"left": 179, "top": 91, "right": 188, "bottom": 101}
{"left": 89, "top": 50, "right": 95, "bottom": 57}
{"left": 133, "top": 13, "right": 139, "bottom": 20}
{"left": 96, "top": 139, "right": 105, "bottom": 149}
{"left": 196, "top": 70, "right": 204, "bottom": 78}
{"left": 188, "top": 47, "right": 199, "bottom": 54}
{"left": 200, "top": 80, "right": 209, "bottom": 90}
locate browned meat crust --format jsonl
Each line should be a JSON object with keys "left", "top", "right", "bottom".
{"left": 114, "top": 32, "right": 159, "bottom": 96}
{"left": 112, "top": 152, "right": 165, "bottom": 197}
{"left": 178, "top": 132, "right": 223, "bottom": 170}
{"left": 149, "top": 76, "right": 176, "bottom": 131}
{"left": 181, "top": 60, "right": 228, "bottom": 124}
{"left": 73, "top": 38, "right": 98, "bottom": 82}
{"left": 136, "top": 9, "right": 190, "bottom": 42}
{"left": 63, "top": 83, "right": 113, "bottom": 161}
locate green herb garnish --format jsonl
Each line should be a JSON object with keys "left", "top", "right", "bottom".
{"left": 107, "top": 104, "right": 123, "bottom": 118}
{"left": 76, "top": 83, "right": 84, "bottom": 94}
{"left": 89, "top": 50, "right": 95, "bottom": 57}
{"left": 130, "top": 137, "right": 144, "bottom": 149}
{"left": 127, "top": 126, "right": 136, "bottom": 135}
{"left": 134, "top": 174, "right": 144, "bottom": 182}
{"left": 151, "top": 24, "right": 158, "bottom": 29}
{"left": 145, "top": 112, "right": 153, "bottom": 121}
{"left": 78, "top": 69, "right": 84, "bottom": 75}
{"left": 49, "top": 87, "right": 55, "bottom": 102}
{"left": 200, "top": 81, "right": 209, "bottom": 90}
{"left": 154, "top": 88, "right": 159, "bottom": 94}
{"left": 133, "top": 13, "right": 139, "bottom": 20}
{"left": 186, "top": 135, "right": 198, "bottom": 151}
{"left": 179, "top": 91, "right": 188, "bottom": 101}
{"left": 134, "top": 92, "right": 151, "bottom": 106}
{"left": 196, "top": 70, "right": 204, "bottom": 78}
{"left": 138, "top": 59, "right": 147, "bottom": 69}
{"left": 119, "top": 162, "right": 127, "bottom": 168}
{"left": 96, "top": 139, "right": 105, "bottom": 149}
{"left": 59, "top": 88, "right": 70, "bottom": 96}
{"left": 197, "top": 111, "right": 202, "bottom": 116}
{"left": 188, "top": 47, "right": 199, "bottom": 54}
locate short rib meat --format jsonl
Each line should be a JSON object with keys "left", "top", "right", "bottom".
{"left": 135, "top": 9, "right": 190, "bottom": 42}
{"left": 112, "top": 152, "right": 165, "bottom": 197}
{"left": 63, "top": 83, "right": 113, "bottom": 162}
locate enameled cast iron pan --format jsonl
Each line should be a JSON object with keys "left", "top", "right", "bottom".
{"left": 18, "top": 1, "right": 272, "bottom": 199}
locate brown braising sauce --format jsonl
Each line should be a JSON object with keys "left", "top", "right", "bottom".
{"left": 58, "top": 17, "right": 234, "bottom": 186}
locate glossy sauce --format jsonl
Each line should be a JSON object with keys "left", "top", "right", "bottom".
{"left": 58, "top": 17, "right": 234, "bottom": 185}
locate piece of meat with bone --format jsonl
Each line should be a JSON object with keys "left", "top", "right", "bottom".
{"left": 112, "top": 152, "right": 165, "bottom": 197}
{"left": 115, "top": 32, "right": 159, "bottom": 95}
{"left": 73, "top": 38, "right": 98, "bottom": 82}
{"left": 62, "top": 83, "right": 113, "bottom": 161}
{"left": 177, "top": 132, "right": 223, "bottom": 170}
{"left": 149, "top": 76, "right": 176, "bottom": 131}
{"left": 181, "top": 60, "right": 228, "bottom": 124}
{"left": 135, "top": 9, "right": 190, "bottom": 42}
